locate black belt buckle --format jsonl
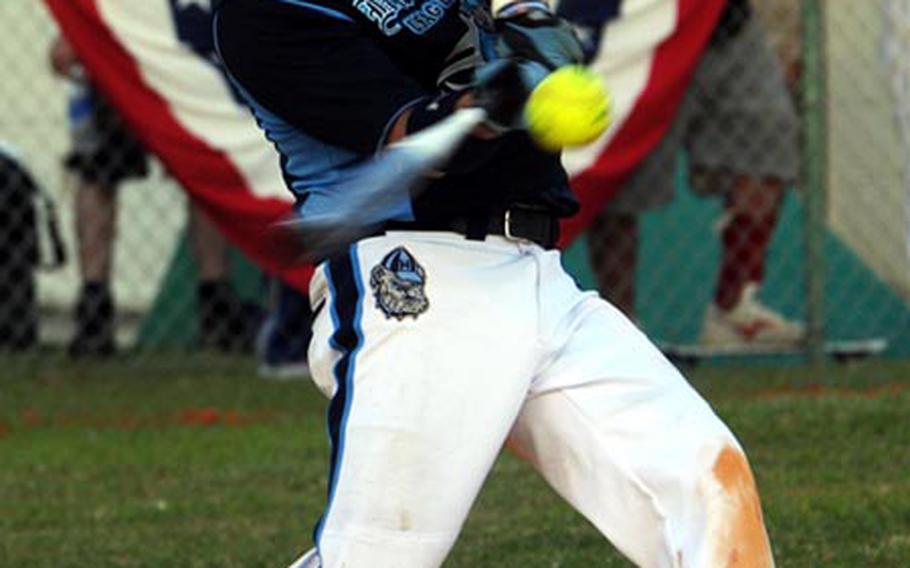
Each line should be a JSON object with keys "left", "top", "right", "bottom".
{"left": 502, "top": 205, "right": 558, "bottom": 248}
{"left": 503, "top": 209, "right": 518, "bottom": 241}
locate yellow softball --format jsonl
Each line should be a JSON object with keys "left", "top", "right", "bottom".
{"left": 524, "top": 65, "right": 612, "bottom": 152}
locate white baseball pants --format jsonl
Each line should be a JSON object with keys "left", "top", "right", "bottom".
{"left": 293, "top": 231, "right": 773, "bottom": 568}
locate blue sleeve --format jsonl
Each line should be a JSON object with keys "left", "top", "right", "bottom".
{"left": 215, "top": 0, "right": 429, "bottom": 155}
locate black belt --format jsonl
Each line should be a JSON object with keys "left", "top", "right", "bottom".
{"left": 384, "top": 206, "right": 560, "bottom": 249}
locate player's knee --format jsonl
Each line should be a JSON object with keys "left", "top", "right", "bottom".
{"left": 700, "top": 444, "right": 774, "bottom": 568}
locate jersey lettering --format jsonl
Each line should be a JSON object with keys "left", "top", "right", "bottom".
{"left": 353, "top": 0, "right": 456, "bottom": 36}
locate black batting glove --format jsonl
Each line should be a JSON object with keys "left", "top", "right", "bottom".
{"left": 472, "top": 58, "right": 548, "bottom": 133}
{"left": 493, "top": 0, "right": 585, "bottom": 71}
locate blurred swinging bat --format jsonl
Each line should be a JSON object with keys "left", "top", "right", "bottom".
{"left": 271, "top": 107, "right": 487, "bottom": 263}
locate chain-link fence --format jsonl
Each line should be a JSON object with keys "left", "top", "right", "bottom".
{"left": 575, "top": 0, "right": 910, "bottom": 365}
{"left": 1, "top": 0, "right": 276, "bottom": 369}
{"left": 1, "top": 0, "right": 908, "bottom": 372}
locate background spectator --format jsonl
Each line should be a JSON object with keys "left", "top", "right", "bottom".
{"left": 586, "top": 0, "right": 804, "bottom": 347}
{"left": 50, "top": 35, "right": 261, "bottom": 357}
{"left": 0, "top": 145, "right": 41, "bottom": 351}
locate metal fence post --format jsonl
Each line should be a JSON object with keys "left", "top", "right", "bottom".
{"left": 801, "top": 0, "right": 828, "bottom": 366}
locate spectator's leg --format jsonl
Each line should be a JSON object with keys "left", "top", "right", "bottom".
{"left": 686, "top": 17, "right": 802, "bottom": 347}
{"left": 190, "top": 203, "right": 238, "bottom": 351}
{"left": 188, "top": 203, "right": 230, "bottom": 283}
{"left": 584, "top": 55, "right": 691, "bottom": 321}
{"left": 69, "top": 181, "right": 117, "bottom": 357}
{"left": 697, "top": 171, "right": 801, "bottom": 346}
{"left": 76, "top": 181, "right": 116, "bottom": 284}
{"left": 189, "top": 204, "right": 263, "bottom": 352}
{"left": 585, "top": 91, "right": 687, "bottom": 321}
{"left": 587, "top": 211, "right": 638, "bottom": 318}
{"left": 714, "top": 176, "right": 784, "bottom": 310}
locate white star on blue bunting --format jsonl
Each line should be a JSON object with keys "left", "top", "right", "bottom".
{"left": 174, "top": 0, "right": 211, "bottom": 11}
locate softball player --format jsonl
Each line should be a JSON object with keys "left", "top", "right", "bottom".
{"left": 214, "top": 0, "right": 774, "bottom": 566}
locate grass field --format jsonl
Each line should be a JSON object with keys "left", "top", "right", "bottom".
{"left": 2, "top": 356, "right": 909, "bottom": 567}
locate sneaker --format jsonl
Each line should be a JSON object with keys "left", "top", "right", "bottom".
{"left": 699, "top": 283, "right": 804, "bottom": 348}
{"left": 68, "top": 283, "right": 116, "bottom": 358}
{"left": 256, "top": 318, "right": 310, "bottom": 380}
{"left": 197, "top": 281, "right": 265, "bottom": 354}
{"left": 256, "top": 282, "right": 312, "bottom": 380}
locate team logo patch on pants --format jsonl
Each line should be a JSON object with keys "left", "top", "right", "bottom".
{"left": 370, "top": 247, "right": 429, "bottom": 320}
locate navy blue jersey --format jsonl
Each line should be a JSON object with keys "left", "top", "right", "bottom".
{"left": 214, "top": 0, "right": 578, "bottom": 228}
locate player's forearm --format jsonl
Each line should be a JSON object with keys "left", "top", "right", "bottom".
{"left": 385, "top": 92, "right": 497, "bottom": 146}
{"left": 383, "top": 91, "right": 505, "bottom": 175}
